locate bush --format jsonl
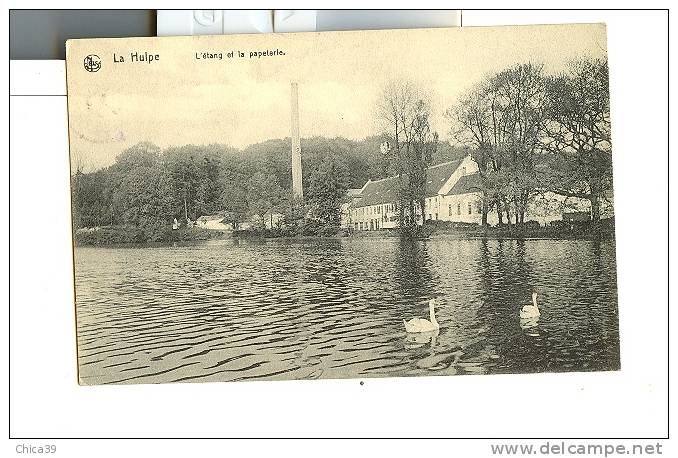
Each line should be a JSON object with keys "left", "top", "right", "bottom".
{"left": 522, "top": 220, "right": 542, "bottom": 229}
{"left": 74, "top": 225, "right": 144, "bottom": 245}
{"left": 73, "top": 225, "right": 226, "bottom": 245}
{"left": 139, "top": 219, "right": 173, "bottom": 242}
{"left": 549, "top": 220, "right": 571, "bottom": 230}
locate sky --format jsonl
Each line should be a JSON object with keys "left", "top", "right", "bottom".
{"left": 66, "top": 23, "right": 607, "bottom": 172}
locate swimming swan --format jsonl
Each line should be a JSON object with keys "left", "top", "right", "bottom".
{"left": 520, "top": 291, "right": 541, "bottom": 320}
{"left": 404, "top": 299, "right": 440, "bottom": 333}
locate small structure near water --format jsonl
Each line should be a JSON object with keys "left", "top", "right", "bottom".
{"left": 195, "top": 215, "right": 231, "bottom": 230}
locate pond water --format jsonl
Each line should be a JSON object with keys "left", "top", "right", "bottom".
{"left": 74, "top": 236, "right": 619, "bottom": 384}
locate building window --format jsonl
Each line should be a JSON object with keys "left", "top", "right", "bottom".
{"left": 435, "top": 213, "right": 438, "bottom": 220}
{"left": 448, "top": 205, "right": 452, "bottom": 216}
{"left": 477, "top": 202, "right": 482, "bottom": 214}
{"left": 359, "top": 222, "right": 363, "bottom": 230}
{"left": 468, "top": 202, "right": 472, "bottom": 214}
{"left": 457, "top": 203, "right": 461, "bottom": 215}
{"left": 355, "top": 222, "right": 358, "bottom": 230}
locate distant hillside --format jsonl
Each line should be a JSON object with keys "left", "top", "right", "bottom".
{"left": 237, "top": 135, "right": 469, "bottom": 190}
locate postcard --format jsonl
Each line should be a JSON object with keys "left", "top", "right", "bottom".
{"left": 66, "top": 24, "right": 617, "bottom": 385}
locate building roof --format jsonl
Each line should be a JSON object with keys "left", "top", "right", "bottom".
{"left": 356, "top": 176, "right": 400, "bottom": 207}
{"left": 355, "top": 158, "right": 465, "bottom": 207}
{"left": 341, "top": 188, "right": 364, "bottom": 204}
{"left": 425, "top": 159, "right": 464, "bottom": 197}
{"left": 446, "top": 173, "right": 483, "bottom": 196}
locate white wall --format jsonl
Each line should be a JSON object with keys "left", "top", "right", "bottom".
{"left": 351, "top": 202, "right": 398, "bottom": 230}
{"left": 441, "top": 193, "right": 484, "bottom": 224}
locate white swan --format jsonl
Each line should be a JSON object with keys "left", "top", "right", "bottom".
{"left": 404, "top": 299, "right": 440, "bottom": 333}
{"left": 520, "top": 291, "right": 541, "bottom": 320}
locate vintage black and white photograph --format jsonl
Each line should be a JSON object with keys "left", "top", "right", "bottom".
{"left": 66, "top": 24, "right": 618, "bottom": 385}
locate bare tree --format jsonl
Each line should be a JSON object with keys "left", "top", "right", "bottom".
{"left": 448, "top": 63, "right": 547, "bottom": 226}
{"left": 377, "top": 80, "right": 438, "bottom": 230}
{"left": 447, "top": 79, "right": 501, "bottom": 226}
{"left": 541, "top": 58, "right": 612, "bottom": 226}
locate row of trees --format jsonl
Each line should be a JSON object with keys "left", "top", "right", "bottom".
{"left": 447, "top": 58, "right": 612, "bottom": 227}
{"left": 374, "top": 57, "right": 612, "bottom": 231}
{"left": 71, "top": 143, "right": 339, "bottom": 239}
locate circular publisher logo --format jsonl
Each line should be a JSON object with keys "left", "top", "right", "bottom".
{"left": 84, "top": 55, "right": 102, "bottom": 72}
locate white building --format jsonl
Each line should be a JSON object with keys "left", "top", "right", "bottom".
{"left": 347, "top": 155, "right": 478, "bottom": 230}
{"left": 345, "top": 153, "right": 609, "bottom": 230}
{"left": 340, "top": 189, "right": 363, "bottom": 229}
{"left": 196, "top": 215, "right": 231, "bottom": 230}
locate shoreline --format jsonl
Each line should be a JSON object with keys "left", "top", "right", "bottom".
{"left": 73, "top": 224, "right": 615, "bottom": 247}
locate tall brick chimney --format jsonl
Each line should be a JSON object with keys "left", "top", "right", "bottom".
{"left": 290, "top": 82, "right": 303, "bottom": 200}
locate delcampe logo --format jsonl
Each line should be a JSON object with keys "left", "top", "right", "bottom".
{"left": 83, "top": 54, "right": 101, "bottom": 73}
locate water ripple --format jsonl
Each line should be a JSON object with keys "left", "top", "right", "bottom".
{"left": 74, "top": 237, "right": 619, "bottom": 384}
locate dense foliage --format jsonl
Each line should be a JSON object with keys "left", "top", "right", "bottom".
{"left": 71, "top": 134, "right": 469, "bottom": 241}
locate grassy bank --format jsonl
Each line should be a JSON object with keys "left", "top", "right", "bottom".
{"left": 343, "top": 220, "right": 616, "bottom": 240}
{"left": 430, "top": 219, "right": 615, "bottom": 240}
{"left": 73, "top": 225, "right": 228, "bottom": 246}
{"left": 340, "top": 219, "right": 615, "bottom": 240}
{"left": 74, "top": 219, "right": 615, "bottom": 245}
{"left": 432, "top": 226, "right": 615, "bottom": 240}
